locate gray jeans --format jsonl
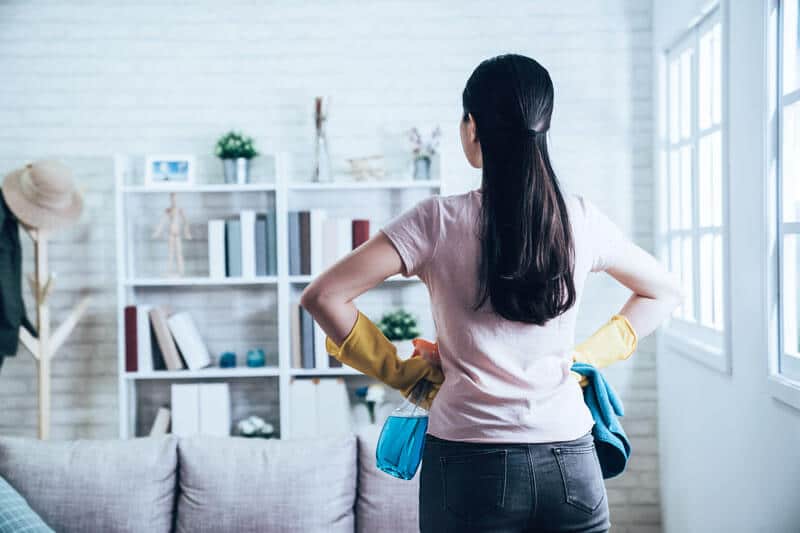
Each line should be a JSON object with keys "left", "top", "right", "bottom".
{"left": 419, "top": 430, "right": 611, "bottom": 532}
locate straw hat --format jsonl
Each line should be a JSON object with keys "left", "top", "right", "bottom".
{"left": 1, "top": 160, "right": 83, "bottom": 231}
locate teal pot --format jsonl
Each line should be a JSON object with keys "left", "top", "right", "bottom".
{"left": 223, "top": 157, "right": 251, "bottom": 184}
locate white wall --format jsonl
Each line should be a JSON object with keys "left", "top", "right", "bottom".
{"left": 0, "top": 1, "right": 658, "bottom": 530}
{"left": 653, "top": 1, "right": 800, "bottom": 532}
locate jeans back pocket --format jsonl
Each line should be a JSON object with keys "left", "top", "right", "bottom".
{"left": 440, "top": 449, "right": 507, "bottom": 522}
{"left": 552, "top": 443, "right": 605, "bottom": 514}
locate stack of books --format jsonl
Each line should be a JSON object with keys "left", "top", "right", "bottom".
{"left": 124, "top": 305, "right": 212, "bottom": 372}
{"left": 290, "top": 301, "right": 343, "bottom": 370}
{"left": 288, "top": 209, "right": 371, "bottom": 276}
{"left": 170, "top": 383, "right": 231, "bottom": 437}
{"left": 289, "top": 377, "right": 351, "bottom": 438}
{"left": 208, "top": 209, "right": 277, "bottom": 279}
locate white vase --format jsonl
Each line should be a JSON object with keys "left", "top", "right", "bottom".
{"left": 392, "top": 339, "right": 415, "bottom": 359}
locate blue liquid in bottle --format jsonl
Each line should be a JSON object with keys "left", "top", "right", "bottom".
{"left": 375, "top": 379, "right": 433, "bottom": 480}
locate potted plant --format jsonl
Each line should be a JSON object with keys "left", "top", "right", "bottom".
{"left": 215, "top": 131, "right": 259, "bottom": 184}
{"left": 377, "top": 309, "right": 421, "bottom": 359}
{"left": 407, "top": 126, "right": 441, "bottom": 180}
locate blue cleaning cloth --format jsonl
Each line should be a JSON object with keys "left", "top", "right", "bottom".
{"left": 570, "top": 361, "right": 631, "bottom": 479}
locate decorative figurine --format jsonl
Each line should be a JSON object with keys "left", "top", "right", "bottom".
{"left": 312, "top": 96, "right": 332, "bottom": 182}
{"left": 151, "top": 192, "right": 192, "bottom": 277}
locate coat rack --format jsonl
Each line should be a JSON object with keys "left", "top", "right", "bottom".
{"left": 17, "top": 226, "right": 91, "bottom": 440}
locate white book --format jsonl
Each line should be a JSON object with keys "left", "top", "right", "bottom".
{"left": 149, "top": 406, "right": 171, "bottom": 436}
{"left": 208, "top": 219, "right": 226, "bottom": 279}
{"left": 315, "top": 378, "right": 351, "bottom": 436}
{"left": 136, "top": 304, "right": 153, "bottom": 373}
{"left": 240, "top": 210, "right": 257, "bottom": 278}
{"left": 199, "top": 383, "right": 230, "bottom": 436}
{"left": 321, "top": 218, "right": 337, "bottom": 270}
{"left": 289, "top": 379, "right": 318, "bottom": 438}
{"left": 166, "top": 312, "right": 211, "bottom": 370}
{"left": 170, "top": 384, "right": 200, "bottom": 437}
{"left": 313, "top": 322, "right": 329, "bottom": 370}
{"left": 309, "top": 209, "right": 328, "bottom": 276}
{"left": 337, "top": 217, "right": 352, "bottom": 257}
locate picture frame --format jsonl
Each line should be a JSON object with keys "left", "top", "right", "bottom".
{"left": 144, "top": 155, "right": 196, "bottom": 188}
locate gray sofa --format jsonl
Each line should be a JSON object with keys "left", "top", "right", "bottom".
{"left": 0, "top": 425, "right": 419, "bottom": 533}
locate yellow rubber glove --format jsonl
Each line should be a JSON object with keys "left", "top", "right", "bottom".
{"left": 325, "top": 310, "right": 444, "bottom": 410}
{"left": 569, "top": 314, "right": 638, "bottom": 388}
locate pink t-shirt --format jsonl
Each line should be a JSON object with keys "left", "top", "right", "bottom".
{"left": 379, "top": 188, "right": 628, "bottom": 443}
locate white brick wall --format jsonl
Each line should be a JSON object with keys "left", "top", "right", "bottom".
{"left": 0, "top": 1, "right": 656, "bottom": 530}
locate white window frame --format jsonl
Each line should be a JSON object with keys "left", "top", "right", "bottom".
{"left": 659, "top": 2, "right": 732, "bottom": 374}
{"left": 766, "top": 0, "right": 800, "bottom": 410}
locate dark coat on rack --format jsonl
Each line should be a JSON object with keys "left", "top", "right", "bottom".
{"left": 0, "top": 189, "right": 37, "bottom": 369}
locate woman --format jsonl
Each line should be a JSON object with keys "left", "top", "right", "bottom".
{"left": 301, "top": 54, "right": 683, "bottom": 533}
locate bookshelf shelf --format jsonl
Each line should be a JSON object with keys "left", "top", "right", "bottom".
{"left": 125, "top": 367, "right": 281, "bottom": 380}
{"left": 115, "top": 152, "right": 443, "bottom": 440}
{"left": 126, "top": 276, "right": 279, "bottom": 287}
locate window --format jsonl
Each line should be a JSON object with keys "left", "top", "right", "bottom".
{"left": 661, "top": 4, "right": 729, "bottom": 370}
{"left": 775, "top": 0, "right": 800, "bottom": 382}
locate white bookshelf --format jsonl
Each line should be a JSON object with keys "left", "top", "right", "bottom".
{"left": 114, "top": 153, "right": 443, "bottom": 439}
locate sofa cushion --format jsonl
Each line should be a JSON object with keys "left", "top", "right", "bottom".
{"left": 0, "top": 475, "right": 54, "bottom": 532}
{"left": 176, "top": 434, "right": 356, "bottom": 533}
{"left": 355, "top": 424, "right": 419, "bottom": 533}
{"left": 0, "top": 435, "right": 178, "bottom": 533}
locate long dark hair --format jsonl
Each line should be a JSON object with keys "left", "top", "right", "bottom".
{"left": 463, "top": 54, "right": 576, "bottom": 325}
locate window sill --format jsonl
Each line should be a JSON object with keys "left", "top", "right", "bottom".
{"left": 767, "top": 373, "right": 800, "bottom": 411}
{"left": 660, "top": 327, "right": 731, "bottom": 375}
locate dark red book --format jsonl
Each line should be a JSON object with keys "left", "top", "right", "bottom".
{"left": 124, "top": 305, "right": 138, "bottom": 372}
{"left": 352, "top": 219, "right": 370, "bottom": 249}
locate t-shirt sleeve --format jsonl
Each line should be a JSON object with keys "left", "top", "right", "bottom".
{"left": 380, "top": 195, "right": 440, "bottom": 278}
{"left": 580, "top": 196, "right": 630, "bottom": 273}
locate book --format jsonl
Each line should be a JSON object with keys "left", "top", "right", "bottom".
{"left": 309, "top": 209, "right": 327, "bottom": 275}
{"left": 149, "top": 406, "right": 171, "bottom": 436}
{"left": 166, "top": 312, "right": 211, "bottom": 370}
{"left": 290, "top": 301, "right": 302, "bottom": 368}
{"left": 313, "top": 322, "right": 329, "bottom": 370}
{"left": 240, "top": 210, "right": 256, "bottom": 278}
{"left": 300, "top": 306, "right": 315, "bottom": 369}
{"left": 315, "top": 378, "right": 351, "bottom": 436}
{"left": 299, "top": 211, "right": 310, "bottom": 274}
{"left": 352, "top": 219, "right": 370, "bottom": 248}
{"left": 198, "top": 383, "right": 230, "bottom": 436}
{"left": 289, "top": 378, "right": 317, "bottom": 438}
{"left": 170, "top": 384, "right": 199, "bottom": 436}
{"left": 255, "top": 213, "right": 267, "bottom": 277}
{"left": 149, "top": 306, "right": 185, "bottom": 371}
{"left": 124, "top": 305, "right": 138, "bottom": 372}
{"left": 208, "top": 219, "right": 226, "bottom": 279}
{"left": 136, "top": 304, "right": 154, "bottom": 373}
{"left": 170, "top": 384, "right": 231, "bottom": 437}
{"left": 288, "top": 211, "right": 300, "bottom": 275}
{"left": 225, "top": 217, "right": 242, "bottom": 277}
{"left": 265, "top": 210, "right": 277, "bottom": 275}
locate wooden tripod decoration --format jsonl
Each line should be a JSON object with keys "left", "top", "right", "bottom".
{"left": 17, "top": 226, "right": 91, "bottom": 440}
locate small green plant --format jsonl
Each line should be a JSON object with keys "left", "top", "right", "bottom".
{"left": 377, "top": 309, "right": 421, "bottom": 341}
{"left": 215, "top": 131, "right": 259, "bottom": 159}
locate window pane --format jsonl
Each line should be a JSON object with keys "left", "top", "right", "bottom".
{"left": 671, "top": 237, "right": 682, "bottom": 318}
{"left": 783, "top": 101, "right": 800, "bottom": 223}
{"left": 782, "top": 0, "right": 800, "bottom": 95}
{"left": 680, "top": 49, "right": 693, "bottom": 139}
{"left": 783, "top": 233, "right": 799, "bottom": 356}
{"left": 699, "top": 28, "right": 712, "bottom": 130}
{"left": 698, "top": 131, "right": 722, "bottom": 227}
{"left": 713, "top": 233, "right": 724, "bottom": 330}
{"left": 680, "top": 145, "right": 692, "bottom": 229}
{"left": 670, "top": 149, "right": 681, "bottom": 230}
{"left": 699, "top": 233, "right": 714, "bottom": 326}
{"left": 712, "top": 23, "right": 722, "bottom": 125}
{"left": 682, "top": 236, "right": 695, "bottom": 321}
{"left": 669, "top": 58, "right": 680, "bottom": 144}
